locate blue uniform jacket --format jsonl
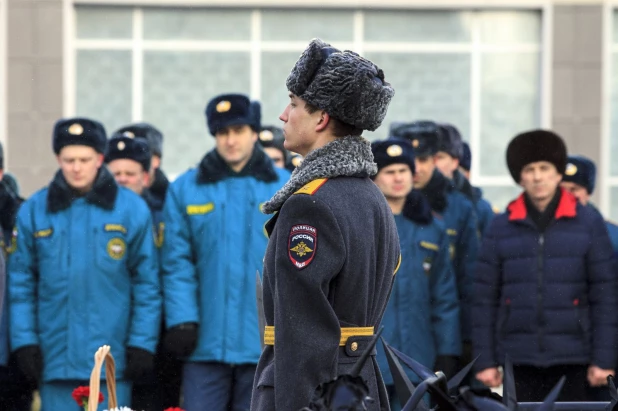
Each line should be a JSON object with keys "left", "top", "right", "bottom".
{"left": 0, "top": 251, "right": 6, "bottom": 367}
{"left": 162, "top": 147, "right": 289, "bottom": 364}
{"left": 452, "top": 171, "right": 494, "bottom": 237}
{"left": 377, "top": 191, "right": 461, "bottom": 385}
{"left": 472, "top": 189, "right": 617, "bottom": 370}
{"left": 473, "top": 187, "right": 495, "bottom": 237}
{"left": 587, "top": 204, "right": 618, "bottom": 259}
{"left": 422, "top": 170, "right": 479, "bottom": 341}
{"left": 143, "top": 190, "right": 164, "bottom": 251}
{"left": 8, "top": 168, "right": 161, "bottom": 381}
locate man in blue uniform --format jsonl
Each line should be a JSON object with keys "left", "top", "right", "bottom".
{"left": 257, "top": 126, "right": 288, "bottom": 169}
{"left": 105, "top": 134, "right": 172, "bottom": 410}
{"left": 162, "top": 94, "right": 289, "bottom": 411}
{"left": 560, "top": 154, "right": 618, "bottom": 253}
{"left": 371, "top": 139, "right": 461, "bottom": 410}
{"left": 0, "top": 140, "right": 31, "bottom": 411}
{"left": 114, "top": 123, "right": 169, "bottom": 205}
{"left": 390, "top": 120, "right": 478, "bottom": 367}
{"left": 8, "top": 117, "right": 161, "bottom": 410}
{"left": 105, "top": 135, "right": 163, "bottom": 232}
{"left": 436, "top": 128, "right": 495, "bottom": 236}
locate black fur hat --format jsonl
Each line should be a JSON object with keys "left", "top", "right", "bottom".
{"left": 460, "top": 142, "right": 471, "bottom": 171}
{"left": 53, "top": 117, "right": 107, "bottom": 155}
{"left": 389, "top": 121, "right": 442, "bottom": 157}
{"left": 562, "top": 155, "right": 596, "bottom": 194}
{"left": 286, "top": 38, "right": 394, "bottom": 132}
{"left": 438, "top": 123, "right": 464, "bottom": 159}
{"left": 506, "top": 129, "right": 567, "bottom": 183}
{"left": 205, "top": 93, "right": 261, "bottom": 136}
{"left": 258, "top": 125, "right": 287, "bottom": 163}
{"left": 114, "top": 122, "right": 163, "bottom": 158}
{"left": 105, "top": 136, "right": 151, "bottom": 171}
{"left": 371, "top": 139, "right": 415, "bottom": 174}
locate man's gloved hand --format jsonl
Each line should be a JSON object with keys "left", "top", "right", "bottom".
{"left": 434, "top": 355, "right": 459, "bottom": 379}
{"left": 124, "top": 347, "right": 155, "bottom": 381}
{"left": 163, "top": 322, "right": 198, "bottom": 358}
{"left": 14, "top": 345, "right": 43, "bottom": 383}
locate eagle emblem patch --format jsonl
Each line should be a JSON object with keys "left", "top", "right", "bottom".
{"left": 288, "top": 225, "right": 317, "bottom": 269}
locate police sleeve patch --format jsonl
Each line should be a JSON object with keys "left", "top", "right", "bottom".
{"left": 288, "top": 224, "right": 317, "bottom": 269}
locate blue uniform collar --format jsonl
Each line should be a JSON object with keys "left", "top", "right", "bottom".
{"left": 47, "top": 167, "right": 118, "bottom": 213}
{"left": 142, "top": 188, "right": 163, "bottom": 212}
{"left": 196, "top": 145, "right": 278, "bottom": 185}
{"left": 402, "top": 190, "right": 433, "bottom": 225}
{"left": 420, "top": 169, "right": 452, "bottom": 213}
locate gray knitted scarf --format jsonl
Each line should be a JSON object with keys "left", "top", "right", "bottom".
{"left": 262, "top": 135, "right": 377, "bottom": 214}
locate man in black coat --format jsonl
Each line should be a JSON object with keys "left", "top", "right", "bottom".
{"left": 250, "top": 38, "right": 400, "bottom": 411}
{"left": 473, "top": 130, "right": 616, "bottom": 401}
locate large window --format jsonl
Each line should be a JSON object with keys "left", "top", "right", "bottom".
{"left": 73, "top": 6, "right": 543, "bottom": 209}
{"left": 607, "top": 11, "right": 618, "bottom": 219}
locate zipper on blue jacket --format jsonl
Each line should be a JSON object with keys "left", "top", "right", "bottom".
{"left": 239, "top": 198, "right": 254, "bottom": 356}
{"left": 537, "top": 234, "right": 545, "bottom": 353}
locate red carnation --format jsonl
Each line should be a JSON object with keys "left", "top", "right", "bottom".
{"left": 71, "top": 386, "right": 104, "bottom": 408}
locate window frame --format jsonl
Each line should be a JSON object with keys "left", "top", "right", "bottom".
{"left": 0, "top": 0, "right": 6, "bottom": 166}
{"left": 66, "top": 2, "right": 551, "bottom": 203}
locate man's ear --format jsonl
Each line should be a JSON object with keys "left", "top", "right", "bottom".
{"left": 316, "top": 111, "right": 330, "bottom": 132}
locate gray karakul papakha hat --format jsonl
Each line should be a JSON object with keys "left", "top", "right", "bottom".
{"left": 286, "top": 38, "right": 395, "bottom": 132}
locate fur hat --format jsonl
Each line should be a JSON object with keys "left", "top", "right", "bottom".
{"left": 389, "top": 120, "right": 442, "bottom": 157}
{"left": 53, "top": 117, "right": 107, "bottom": 155}
{"left": 438, "top": 123, "right": 464, "bottom": 159}
{"left": 286, "top": 38, "right": 394, "bottom": 132}
{"left": 114, "top": 123, "right": 163, "bottom": 157}
{"left": 562, "top": 155, "right": 596, "bottom": 194}
{"left": 105, "top": 136, "right": 151, "bottom": 171}
{"left": 258, "top": 126, "right": 288, "bottom": 162}
{"left": 286, "top": 152, "right": 303, "bottom": 172}
{"left": 460, "top": 142, "right": 471, "bottom": 171}
{"left": 205, "top": 93, "right": 260, "bottom": 136}
{"left": 506, "top": 129, "right": 567, "bottom": 183}
{"left": 371, "top": 139, "right": 415, "bottom": 175}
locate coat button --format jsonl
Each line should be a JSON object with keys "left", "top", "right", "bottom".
{"left": 351, "top": 342, "right": 358, "bottom": 351}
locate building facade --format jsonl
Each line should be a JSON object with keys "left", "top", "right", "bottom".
{"left": 1, "top": 0, "right": 616, "bottom": 216}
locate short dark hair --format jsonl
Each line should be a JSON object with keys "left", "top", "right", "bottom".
{"left": 303, "top": 102, "right": 362, "bottom": 138}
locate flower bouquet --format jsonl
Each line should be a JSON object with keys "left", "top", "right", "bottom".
{"left": 71, "top": 345, "right": 118, "bottom": 411}
{"left": 72, "top": 345, "right": 185, "bottom": 411}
